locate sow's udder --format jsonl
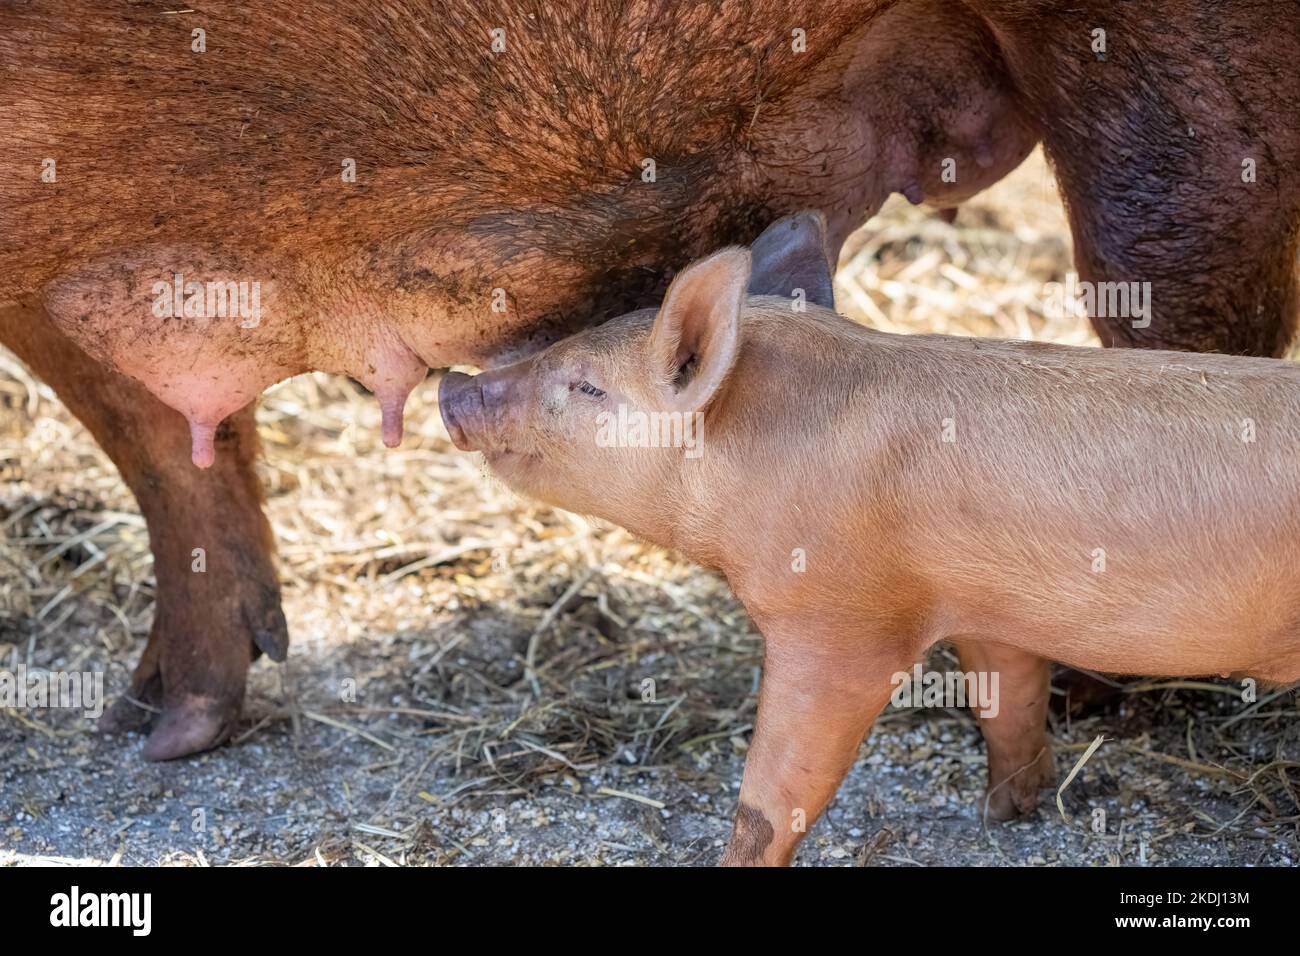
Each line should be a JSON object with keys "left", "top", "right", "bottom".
{"left": 43, "top": 247, "right": 427, "bottom": 467}
{"left": 848, "top": 0, "right": 1038, "bottom": 209}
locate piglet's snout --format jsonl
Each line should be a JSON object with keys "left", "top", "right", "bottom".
{"left": 439, "top": 371, "right": 482, "bottom": 450}
{"left": 439, "top": 368, "right": 521, "bottom": 452}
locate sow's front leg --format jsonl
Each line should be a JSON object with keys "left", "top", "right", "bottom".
{"left": 0, "top": 299, "right": 287, "bottom": 760}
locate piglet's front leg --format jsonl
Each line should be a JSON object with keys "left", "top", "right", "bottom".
{"left": 722, "top": 628, "right": 910, "bottom": 866}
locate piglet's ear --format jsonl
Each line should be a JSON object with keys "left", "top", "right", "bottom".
{"left": 648, "top": 247, "right": 750, "bottom": 414}
{"left": 748, "top": 210, "right": 835, "bottom": 308}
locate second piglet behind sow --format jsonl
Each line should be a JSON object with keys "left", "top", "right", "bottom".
{"left": 439, "top": 212, "right": 1300, "bottom": 866}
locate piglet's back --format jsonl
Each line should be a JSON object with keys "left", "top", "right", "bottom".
{"left": 728, "top": 304, "right": 1300, "bottom": 678}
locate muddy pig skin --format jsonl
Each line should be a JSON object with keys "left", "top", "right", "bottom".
{"left": 440, "top": 212, "right": 1300, "bottom": 866}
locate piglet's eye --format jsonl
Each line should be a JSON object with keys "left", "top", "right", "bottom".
{"left": 576, "top": 381, "right": 606, "bottom": 399}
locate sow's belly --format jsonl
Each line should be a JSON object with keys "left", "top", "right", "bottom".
{"left": 37, "top": 229, "right": 622, "bottom": 469}
{"left": 42, "top": 245, "right": 429, "bottom": 468}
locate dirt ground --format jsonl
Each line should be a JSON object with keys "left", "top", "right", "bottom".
{"left": 2, "top": 151, "right": 1298, "bottom": 867}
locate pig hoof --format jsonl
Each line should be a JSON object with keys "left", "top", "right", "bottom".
{"left": 983, "top": 751, "right": 1056, "bottom": 822}
{"left": 99, "top": 671, "right": 164, "bottom": 734}
{"left": 982, "top": 785, "right": 1037, "bottom": 822}
{"left": 99, "top": 696, "right": 159, "bottom": 734}
{"left": 141, "top": 696, "right": 240, "bottom": 761}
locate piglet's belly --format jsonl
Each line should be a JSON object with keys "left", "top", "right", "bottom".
{"left": 1024, "top": 623, "right": 1300, "bottom": 685}
{"left": 956, "top": 585, "right": 1300, "bottom": 684}
{"left": 919, "top": 463, "right": 1300, "bottom": 684}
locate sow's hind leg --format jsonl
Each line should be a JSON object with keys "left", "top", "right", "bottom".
{"left": 972, "top": 0, "right": 1300, "bottom": 357}
{"left": 0, "top": 299, "right": 287, "bottom": 759}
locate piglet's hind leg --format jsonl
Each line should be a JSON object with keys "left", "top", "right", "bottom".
{"left": 954, "top": 641, "right": 1056, "bottom": 821}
